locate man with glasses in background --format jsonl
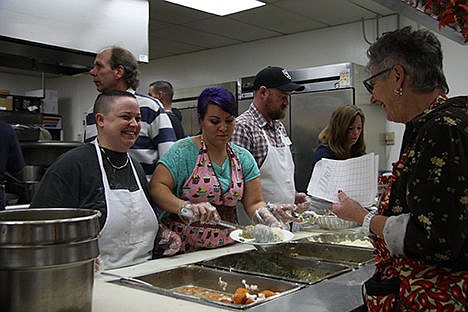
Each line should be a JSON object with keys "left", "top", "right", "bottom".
{"left": 232, "top": 66, "right": 311, "bottom": 221}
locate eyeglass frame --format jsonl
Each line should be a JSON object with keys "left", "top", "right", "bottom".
{"left": 362, "top": 67, "right": 392, "bottom": 94}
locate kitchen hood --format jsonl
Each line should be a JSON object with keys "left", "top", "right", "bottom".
{"left": 0, "top": 36, "right": 95, "bottom": 76}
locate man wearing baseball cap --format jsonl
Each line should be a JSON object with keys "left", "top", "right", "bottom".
{"left": 232, "top": 66, "right": 310, "bottom": 220}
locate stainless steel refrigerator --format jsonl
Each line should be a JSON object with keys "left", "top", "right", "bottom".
{"left": 172, "top": 81, "right": 238, "bottom": 136}
{"left": 239, "top": 62, "right": 387, "bottom": 192}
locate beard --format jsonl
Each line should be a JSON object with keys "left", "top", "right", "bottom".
{"left": 266, "top": 97, "right": 287, "bottom": 120}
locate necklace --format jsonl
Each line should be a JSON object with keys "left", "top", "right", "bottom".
{"left": 106, "top": 155, "right": 129, "bottom": 170}
{"left": 100, "top": 147, "right": 129, "bottom": 170}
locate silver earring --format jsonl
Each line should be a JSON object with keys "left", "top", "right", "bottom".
{"left": 394, "top": 87, "right": 403, "bottom": 96}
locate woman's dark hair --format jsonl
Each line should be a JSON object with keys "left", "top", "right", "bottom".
{"left": 318, "top": 104, "right": 366, "bottom": 159}
{"left": 197, "top": 87, "right": 237, "bottom": 122}
{"left": 366, "top": 26, "right": 449, "bottom": 94}
{"left": 108, "top": 46, "right": 140, "bottom": 90}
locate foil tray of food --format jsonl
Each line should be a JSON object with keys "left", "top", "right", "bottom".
{"left": 199, "top": 250, "right": 351, "bottom": 285}
{"left": 110, "top": 264, "right": 303, "bottom": 310}
{"left": 300, "top": 230, "right": 373, "bottom": 248}
{"left": 264, "top": 242, "right": 374, "bottom": 267}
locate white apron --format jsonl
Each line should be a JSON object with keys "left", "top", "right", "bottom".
{"left": 94, "top": 141, "right": 158, "bottom": 270}
{"left": 259, "top": 128, "right": 296, "bottom": 205}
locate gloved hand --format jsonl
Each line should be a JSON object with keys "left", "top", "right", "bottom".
{"left": 178, "top": 201, "right": 220, "bottom": 224}
{"left": 252, "top": 207, "right": 288, "bottom": 230}
{"left": 267, "top": 203, "right": 302, "bottom": 223}
{"left": 294, "top": 193, "right": 312, "bottom": 213}
{"left": 158, "top": 227, "right": 181, "bottom": 256}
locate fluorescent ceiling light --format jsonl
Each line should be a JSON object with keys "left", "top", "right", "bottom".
{"left": 164, "top": 0, "right": 265, "bottom": 16}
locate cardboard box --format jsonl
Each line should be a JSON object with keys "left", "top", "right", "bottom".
{"left": 0, "top": 97, "right": 13, "bottom": 110}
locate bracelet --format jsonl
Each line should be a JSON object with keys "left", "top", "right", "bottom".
{"left": 362, "top": 210, "right": 377, "bottom": 236}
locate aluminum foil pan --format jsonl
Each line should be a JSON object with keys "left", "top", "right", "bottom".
{"left": 315, "top": 215, "right": 359, "bottom": 230}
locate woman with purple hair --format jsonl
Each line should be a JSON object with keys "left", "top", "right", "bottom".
{"left": 150, "top": 86, "right": 286, "bottom": 253}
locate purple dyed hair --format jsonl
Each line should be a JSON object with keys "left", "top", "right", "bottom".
{"left": 197, "top": 86, "right": 237, "bottom": 122}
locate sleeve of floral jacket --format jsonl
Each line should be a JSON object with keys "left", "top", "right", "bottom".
{"left": 391, "top": 98, "right": 468, "bottom": 269}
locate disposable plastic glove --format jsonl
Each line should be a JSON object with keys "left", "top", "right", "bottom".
{"left": 266, "top": 203, "right": 302, "bottom": 223}
{"left": 158, "top": 227, "right": 182, "bottom": 256}
{"left": 294, "top": 193, "right": 312, "bottom": 213}
{"left": 178, "top": 201, "right": 220, "bottom": 224}
{"left": 252, "top": 207, "right": 288, "bottom": 230}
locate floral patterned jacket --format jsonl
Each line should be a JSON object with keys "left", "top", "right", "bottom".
{"left": 387, "top": 96, "right": 468, "bottom": 269}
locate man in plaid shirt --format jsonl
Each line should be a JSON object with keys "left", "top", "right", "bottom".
{"left": 232, "top": 66, "right": 310, "bottom": 208}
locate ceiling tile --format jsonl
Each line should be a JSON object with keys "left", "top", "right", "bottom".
{"left": 149, "top": 36, "right": 203, "bottom": 58}
{"left": 349, "top": 0, "right": 395, "bottom": 16}
{"left": 186, "top": 17, "right": 282, "bottom": 42}
{"left": 230, "top": 5, "right": 327, "bottom": 34}
{"left": 273, "top": 0, "right": 382, "bottom": 25}
{"left": 151, "top": 25, "right": 241, "bottom": 48}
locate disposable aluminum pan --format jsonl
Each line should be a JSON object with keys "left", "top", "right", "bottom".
{"left": 200, "top": 250, "right": 351, "bottom": 284}
{"left": 263, "top": 242, "right": 374, "bottom": 267}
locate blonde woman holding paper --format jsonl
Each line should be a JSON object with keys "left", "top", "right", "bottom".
{"left": 311, "top": 104, "right": 366, "bottom": 173}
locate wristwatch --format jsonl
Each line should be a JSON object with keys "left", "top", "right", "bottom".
{"left": 362, "top": 210, "right": 377, "bottom": 236}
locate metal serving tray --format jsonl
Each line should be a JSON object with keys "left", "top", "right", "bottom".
{"left": 199, "top": 250, "right": 351, "bottom": 285}
{"left": 264, "top": 242, "right": 374, "bottom": 267}
{"left": 111, "top": 264, "right": 303, "bottom": 310}
{"left": 300, "top": 230, "right": 372, "bottom": 248}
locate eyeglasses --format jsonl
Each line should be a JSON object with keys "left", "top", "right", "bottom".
{"left": 363, "top": 68, "right": 392, "bottom": 94}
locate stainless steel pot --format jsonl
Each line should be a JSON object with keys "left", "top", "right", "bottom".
{"left": 20, "top": 165, "right": 45, "bottom": 182}
{"left": 22, "top": 180, "right": 41, "bottom": 203}
{"left": 0, "top": 208, "right": 100, "bottom": 312}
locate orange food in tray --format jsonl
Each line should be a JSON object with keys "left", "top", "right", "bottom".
{"left": 232, "top": 287, "right": 277, "bottom": 304}
{"left": 173, "top": 285, "right": 277, "bottom": 305}
{"left": 259, "top": 289, "right": 276, "bottom": 298}
{"left": 232, "top": 287, "right": 249, "bottom": 304}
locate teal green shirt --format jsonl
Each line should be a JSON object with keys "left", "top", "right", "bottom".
{"left": 157, "top": 137, "right": 260, "bottom": 197}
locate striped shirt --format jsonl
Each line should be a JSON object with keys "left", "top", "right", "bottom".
{"left": 231, "top": 103, "right": 290, "bottom": 168}
{"left": 84, "top": 90, "right": 176, "bottom": 180}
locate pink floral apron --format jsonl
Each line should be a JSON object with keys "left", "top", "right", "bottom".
{"left": 366, "top": 140, "right": 467, "bottom": 311}
{"left": 164, "top": 138, "right": 244, "bottom": 253}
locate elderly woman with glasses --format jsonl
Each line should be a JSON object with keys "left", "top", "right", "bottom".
{"left": 332, "top": 26, "right": 468, "bottom": 311}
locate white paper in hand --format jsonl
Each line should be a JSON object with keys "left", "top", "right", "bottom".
{"left": 306, "top": 153, "right": 379, "bottom": 207}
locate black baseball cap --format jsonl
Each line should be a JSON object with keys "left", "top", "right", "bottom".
{"left": 253, "top": 66, "right": 305, "bottom": 91}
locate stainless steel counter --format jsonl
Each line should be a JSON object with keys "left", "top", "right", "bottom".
{"left": 94, "top": 233, "right": 374, "bottom": 312}
{"left": 249, "top": 264, "right": 373, "bottom": 312}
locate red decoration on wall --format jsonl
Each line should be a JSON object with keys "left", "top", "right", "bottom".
{"left": 404, "top": 0, "right": 468, "bottom": 42}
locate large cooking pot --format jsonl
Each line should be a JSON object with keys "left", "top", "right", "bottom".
{"left": 0, "top": 208, "right": 100, "bottom": 312}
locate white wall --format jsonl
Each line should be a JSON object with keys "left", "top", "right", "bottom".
{"left": 1, "top": 16, "right": 467, "bottom": 169}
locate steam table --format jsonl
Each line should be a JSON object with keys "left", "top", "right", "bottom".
{"left": 93, "top": 233, "right": 373, "bottom": 312}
